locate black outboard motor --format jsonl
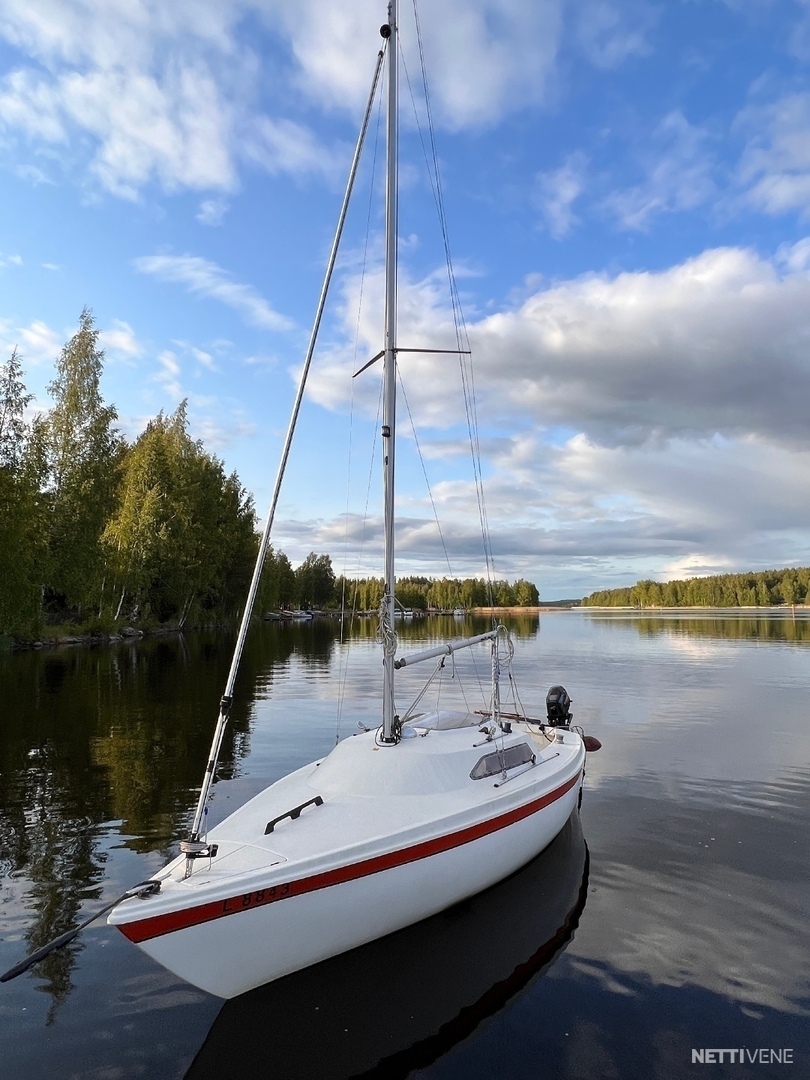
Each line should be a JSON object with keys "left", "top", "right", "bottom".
{"left": 546, "top": 685, "right": 572, "bottom": 727}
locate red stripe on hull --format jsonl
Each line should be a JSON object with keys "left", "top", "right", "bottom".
{"left": 119, "top": 770, "right": 581, "bottom": 944}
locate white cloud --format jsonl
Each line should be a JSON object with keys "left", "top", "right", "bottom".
{"left": 170, "top": 339, "right": 219, "bottom": 372}
{"left": 194, "top": 413, "right": 257, "bottom": 451}
{"left": 79, "top": 68, "right": 237, "bottom": 197}
{"left": 474, "top": 246, "right": 810, "bottom": 448}
{"left": 239, "top": 116, "right": 344, "bottom": 179}
{"left": 266, "top": 0, "right": 565, "bottom": 130}
{"left": 558, "top": 434, "right": 810, "bottom": 544}
{"left": 308, "top": 242, "right": 810, "bottom": 450}
{"left": 0, "top": 68, "right": 67, "bottom": 142}
{"left": 736, "top": 92, "right": 810, "bottom": 219}
{"left": 120, "top": 227, "right": 803, "bottom": 587}
{"left": 604, "top": 110, "right": 717, "bottom": 231}
{"left": 155, "top": 348, "right": 182, "bottom": 399}
{"left": 788, "top": 0, "right": 810, "bottom": 61}
{"left": 305, "top": 260, "right": 481, "bottom": 426}
{"left": 0, "top": 317, "right": 62, "bottom": 366}
{"left": 401, "top": 0, "right": 564, "bottom": 129}
{"left": 100, "top": 319, "right": 142, "bottom": 362}
{"left": 0, "top": 0, "right": 574, "bottom": 200}
{"left": 574, "top": 0, "right": 658, "bottom": 70}
{"left": 776, "top": 235, "right": 810, "bottom": 272}
{"left": 0, "top": 0, "right": 250, "bottom": 196}
{"left": 196, "top": 197, "right": 229, "bottom": 226}
{"left": 146, "top": 337, "right": 241, "bottom": 409}
{"left": 244, "top": 352, "right": 280, "bottom": 369}
{"left": 16, "top": 162, "right": 55, "bottom": 185}
{"left": 535, "top": 152, "right": 587, "bottom": 238}
{"left": 190, "top": 346, "right": 217, "bottom": 371}
{"left": 0, "top": 63, "right": 237, "bottom": 198}
{"left": 133, "top": 253, "right": 293, "bottom": 331}
{"left": 0, "top": 0, "right": 240, "bottom": 71}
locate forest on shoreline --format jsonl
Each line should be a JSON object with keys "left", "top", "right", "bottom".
{"left": 582, "top": 567, "right": 810, "bottom": 608}
{"left": 0, "top": 312, "right": 539, "bottom": 643}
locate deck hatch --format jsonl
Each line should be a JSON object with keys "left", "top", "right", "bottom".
{"left": 470, "top": 742, "right": 535, "bottom": 780}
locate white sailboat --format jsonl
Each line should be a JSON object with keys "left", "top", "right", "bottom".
{"left": 107, "top": 2, "right": 593, "bottom": 1000}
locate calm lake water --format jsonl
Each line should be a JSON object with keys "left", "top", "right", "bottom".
{"left": 0, "top": 612, "right": 807, "bottom": 1079}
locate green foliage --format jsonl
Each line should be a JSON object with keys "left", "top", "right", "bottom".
{"left": 102, "top": 401, "right": 256, "bottom": 626}
{"left": 514, "top": 578, "right": 540, "bottom": 605}
{"left": 42, "top": 308, "right": 124, "bottom": 614}
{"left": 0, "top": 349, "right": 47, "bottom": 637}
{"left": 0, "top": 315, "right": 256, "bottom": 639}
{"left": 334, "top": 574, "right": 383, "bottom": 612}
{"left": 332, "top": 573, "right": 540, "bottom": 612}
{"left": 0, "top": 347, "right": 31, "bottom": 470}
{"left": 582, "top": 567, "right": 810, "bottom": 608}
{"left": 256, "top": 547, "right": 297, "bottom": 612}
{"left": 294, "top": 552, "right": 335, "bottom": 609}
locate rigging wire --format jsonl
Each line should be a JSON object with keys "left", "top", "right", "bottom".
{"left": 344, "top": 5, "right": 512, "bottom": 737}
{"left": 397, "top": 358, "right": 494, "bottom": 710}
{"left": 397, "top": 370, "right": 454, "bottom": 577}
{"left": 336, "top": 376, "right": 384, "bottom": 739}
{"left": 449, "top": 651, "right": 473, "bottom": 715}
{"left": 405, "top": 4, "right": 498, "bottom": 611}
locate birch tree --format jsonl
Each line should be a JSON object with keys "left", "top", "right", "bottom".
{"left": 44, "top": 309, "right": 123, "bottom": 615}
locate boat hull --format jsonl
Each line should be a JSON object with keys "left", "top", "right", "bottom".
{"left": 185, "top": 810, "right": 588, "bottom": 1079}
{"left": 110, "top": 722, "right": 584, "bottom": 998}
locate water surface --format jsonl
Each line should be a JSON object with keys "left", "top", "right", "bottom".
{"left": 0, "top": 613, "right": 807, "bottom": 1078}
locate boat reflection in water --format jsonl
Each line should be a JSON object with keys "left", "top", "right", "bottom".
{"left": 185, "top": 810, "right": 588, "bottom": 1080}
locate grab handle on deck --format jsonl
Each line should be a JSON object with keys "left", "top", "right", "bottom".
{"left": 265, "top": 796, "right": 324, "bottom": 835}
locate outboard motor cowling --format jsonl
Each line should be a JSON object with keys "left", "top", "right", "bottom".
{"left": 546, "top": 684, "right": 572, "bottom": 727}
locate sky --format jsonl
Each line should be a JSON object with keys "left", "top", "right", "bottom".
{"left": 0, "top": 0, "right": 809, "bottom": 600}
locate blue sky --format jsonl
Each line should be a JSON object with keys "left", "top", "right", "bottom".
{"left": 1, "top": 0, "right": 809, "bottom": 599}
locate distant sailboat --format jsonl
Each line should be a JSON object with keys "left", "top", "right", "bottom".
{"left": 106, "top": 1, "right": 596, "bottom": 999}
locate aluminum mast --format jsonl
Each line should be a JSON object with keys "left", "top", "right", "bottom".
{"left": 380, "top": 1, "right": 399, "bottom": 744}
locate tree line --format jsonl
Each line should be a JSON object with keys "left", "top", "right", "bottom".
{"left": 0, "top": 311, "right": 540, "bottom": 641}
{"left": 0, "top": 310, "right": 259, "bottom": 639}
{"left": 330, "top": 574, "right": 539, "bottom": 613}
{"left": 582, "top": 567, "right": 810, "bottom": 609}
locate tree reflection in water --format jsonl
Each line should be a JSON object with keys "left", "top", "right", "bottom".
{"left": 0, "top": 624, "right": 325, "bottom": 1014}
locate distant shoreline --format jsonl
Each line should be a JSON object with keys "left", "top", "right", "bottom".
{"left": 478, "top": 604, "right": 808, "bottom": 614}
{"left": 579, "top": 604, "right": 810, "bottom": 614}
{"left": 471, "top": 605, "right": 579, "bottom": 613}
{"left": 10, "top": 603, "right": 808, "bottom": 651}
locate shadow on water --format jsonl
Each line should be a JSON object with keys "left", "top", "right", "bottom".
{"left": 185, "top": 810, "right": 589, "bottom": 1080}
